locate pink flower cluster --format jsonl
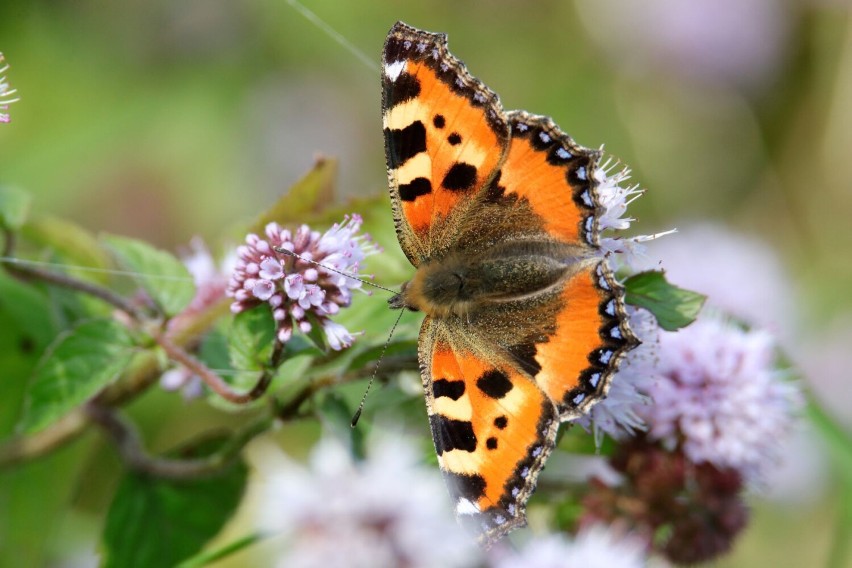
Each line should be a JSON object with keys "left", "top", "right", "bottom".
{"left": 227, "top": 215, "right": 379, "bottom": 350}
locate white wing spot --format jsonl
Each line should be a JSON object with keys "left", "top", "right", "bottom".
{"left": 576, "top": 166, "right": 587, "bottom": 180}
{"left": 582, "top": 190, "right": 593, "bottom": 207}
{"left": 531, "top": 445, "right": 543, "bottom": 457}
{"left": 590, "top": 372, "right": 602, "bottom": 388}
{"left": 539, "top": 131, "right": 551, "bottom": 144}
{"left": 605, "top": 300, "right": 616, "bottom": 316}
{"left": 384, "top": 60, "right": 407, "bottom": 82}
{"left": 556, "top": 147, "right": 572, "bottom": 160}
{"left": 600, "top": 350, "right": 613, "bottom": 364}
{"left": 573, "top": 393, "right": 586, "bottom": 405}
{"left": 611, "top": 327, "right": 622, "bottom": 339}
{"left": 456, "top": 498, "right": 480, "bottom": 516}
{"left": 416, "top": 42, "right": 427, "bottom": 53}
{"left": 494, "top": 515, "right": 507, "bottom": 525}
{"left": 516, "top": 122, "right": 528, "bottom": 132}
{"left": 511, "top": 486, "right": 520, "bottom": 497}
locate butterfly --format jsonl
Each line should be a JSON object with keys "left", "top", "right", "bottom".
{"left": 382, "top": 22, "right": 639, "bottom": 546}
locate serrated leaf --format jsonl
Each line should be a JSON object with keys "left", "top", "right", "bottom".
{"left": 247, "top": 157, "right": 338, "bottom": 235}
{"left": 18, "top": 318, "right": 136, "bottom": 434}
{"left": 624, "top": 271, "right": 706, "bottom": 331}
{"left": 103, "top": 447, "right": 247, "bottom": 568}
{"left": 103, "top": 235, "right": 195, "bottom": 317}
{"left": 0, "top": 185, "right": 32, "bottom": 230}
{"left": 228, "top": 307, "right": 275, "bottom": 372}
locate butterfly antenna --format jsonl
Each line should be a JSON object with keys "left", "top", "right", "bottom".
{"left": 351, "top": 307, "right": 406, "bottom": 428}
{"left": 273, "top": 246, "right": 397, "bottom": 295}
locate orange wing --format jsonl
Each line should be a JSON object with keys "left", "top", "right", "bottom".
{"left": 472, "top": 111, "right": 634, "bottom": 417}
{"left": 490, "top": 110, "right": 603, "bottom": 247}
{"left": 419, "top": 318, "right": 559, "bottom": 546}
{"left": 382, "top": 22, "right": 510, "bottom": 264}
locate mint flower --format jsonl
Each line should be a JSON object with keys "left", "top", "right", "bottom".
{"left": 491, "top": 525, "right": 646, "bottom": 568}
{"left": 1, "top": 53, "right": 20, "bottom": 123}
{"left": 253, "top": 436, "right": 478, "bottom": 568}
{"left": 641, "top": 313, "right": 801, "bottom": 482}
{"left": 227, "top": 215, "right": 379, "bottom": 349}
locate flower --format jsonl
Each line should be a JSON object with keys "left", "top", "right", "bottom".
{"left": 576, "top": 307, "right": 658, "bottom": 443}
{"left": 594, "top": 156, "right": 672, "bottom": 268}
{"left": 640, "top": 313, "right": 802, "bottom": 482}
{"left": 581, "top": 436, "right": 749, "bottom": 565}
{"left": 490, "top": 525, "right": 647, "bottom": 568}
{"left": 1, "top": 53, "right": 20, "bottom": 123}
{"left": 252, "top": 435, "right": 479, "bottom": 568}
{"left": 227, "top": 215, "right": 379, "bottom": 349}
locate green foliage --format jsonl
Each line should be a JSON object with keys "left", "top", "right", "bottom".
{"left": 18, "top": 318, "right": 136, "bottom": 434}
{"left": 228, "top": 306, "right": 276, "bottom": 372}
{"left": 103, "top": 235, "right": 195, "bottom": 317}
{"left": 102, "top": 444, "right": 248, "bottom": 568}
{"left": 624, "top": 271, "right": 706, "bottom": 331}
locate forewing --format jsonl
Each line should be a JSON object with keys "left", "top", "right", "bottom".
{"left": 419, "top": 317, "right": 558, "bottom": 546}
{"left": 382, "top": 22, "right": 510, "bottom": 264}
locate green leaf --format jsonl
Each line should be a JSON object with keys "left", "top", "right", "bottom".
{"left": 103, "top": 234, "right": 195, "bottom": 316}
{"left": 228, "top": 306, "right": 275, "bottom": 372}
{"left": 624, "top": 270, "right": 706, "bottom": 331}
{"left": 18, "top": 318, "right": 136, "bottom": 434}
{"left": 103, "top": 447, "right": 248, "bottom": 568}
{"left": 247, "top": 157, "right": 338, "bottom": 235}
{"left": 0, "top": 185, "right": 32, "bottom": 231}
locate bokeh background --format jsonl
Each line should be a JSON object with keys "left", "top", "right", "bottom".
{"left": 1, "top": 0, "right": 851, "bottom": 566}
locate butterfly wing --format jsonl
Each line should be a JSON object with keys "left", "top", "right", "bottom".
{"left": 382, "top": 22, "right": 510, "bottom": 265}
{"left": 419, "top": 316, "right": 559, "bottom": 545}
{"left": 458, "top": 111, "right": 639, "bottom": 419}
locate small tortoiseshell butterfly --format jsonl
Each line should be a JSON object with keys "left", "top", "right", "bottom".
{"left": 382, "top": 22, "right": 639, "bottom": 545}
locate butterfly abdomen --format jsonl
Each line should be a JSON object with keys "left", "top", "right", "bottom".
{"left": 398, "top": 240, "right": 595, "bottom": 318}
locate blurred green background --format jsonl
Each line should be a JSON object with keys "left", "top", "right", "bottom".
{"left": 1, "top": 0, "right": 851, "bottom": 566}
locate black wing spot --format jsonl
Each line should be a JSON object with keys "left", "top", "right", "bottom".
{"left": 385, "top": 121, "right": 427, "bottom": 168}
{"left": 398, "top": 178, "right": 432, "bottom": 201}
{"left": 476, "top": 369, "right": 513, "bottom": 399}
{"left": 442, "top": 162, "right": 477, "bottom": 191}
{"left": 508, "top": 343, "right": 541, "bottom": 376}
{"left": 431, "top": 415, "right": 477, "bottom": 454}
{"left": 448, "top": 132, "right": 462, "bottom": 145}
{"left": 432, "top": 378, "right": 465, "bottom": 400}
{"left": 494, "top": 416, "right": 508, "bottom": 429}
{"left": 433, "top": 114, "right": 446, "bottom": 128}
{"left": 382, "top": 72, "right": 421, "bottom": 107}
{"left": 486, "top": 437, "right": 498, "bottom": 450}
{"left": 446, "top": 471, "right": 486, "bottom": 501}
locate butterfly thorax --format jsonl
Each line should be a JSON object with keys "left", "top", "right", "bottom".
{"left": 389, "top": 240, "right": 593, "bottom": 319}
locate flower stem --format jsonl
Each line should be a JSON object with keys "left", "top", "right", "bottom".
{"left": 85, "top": 403, "right": 272, "bottom": 479}
{"left": 155, "top": 333, "right": 285, "bottom": 404}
